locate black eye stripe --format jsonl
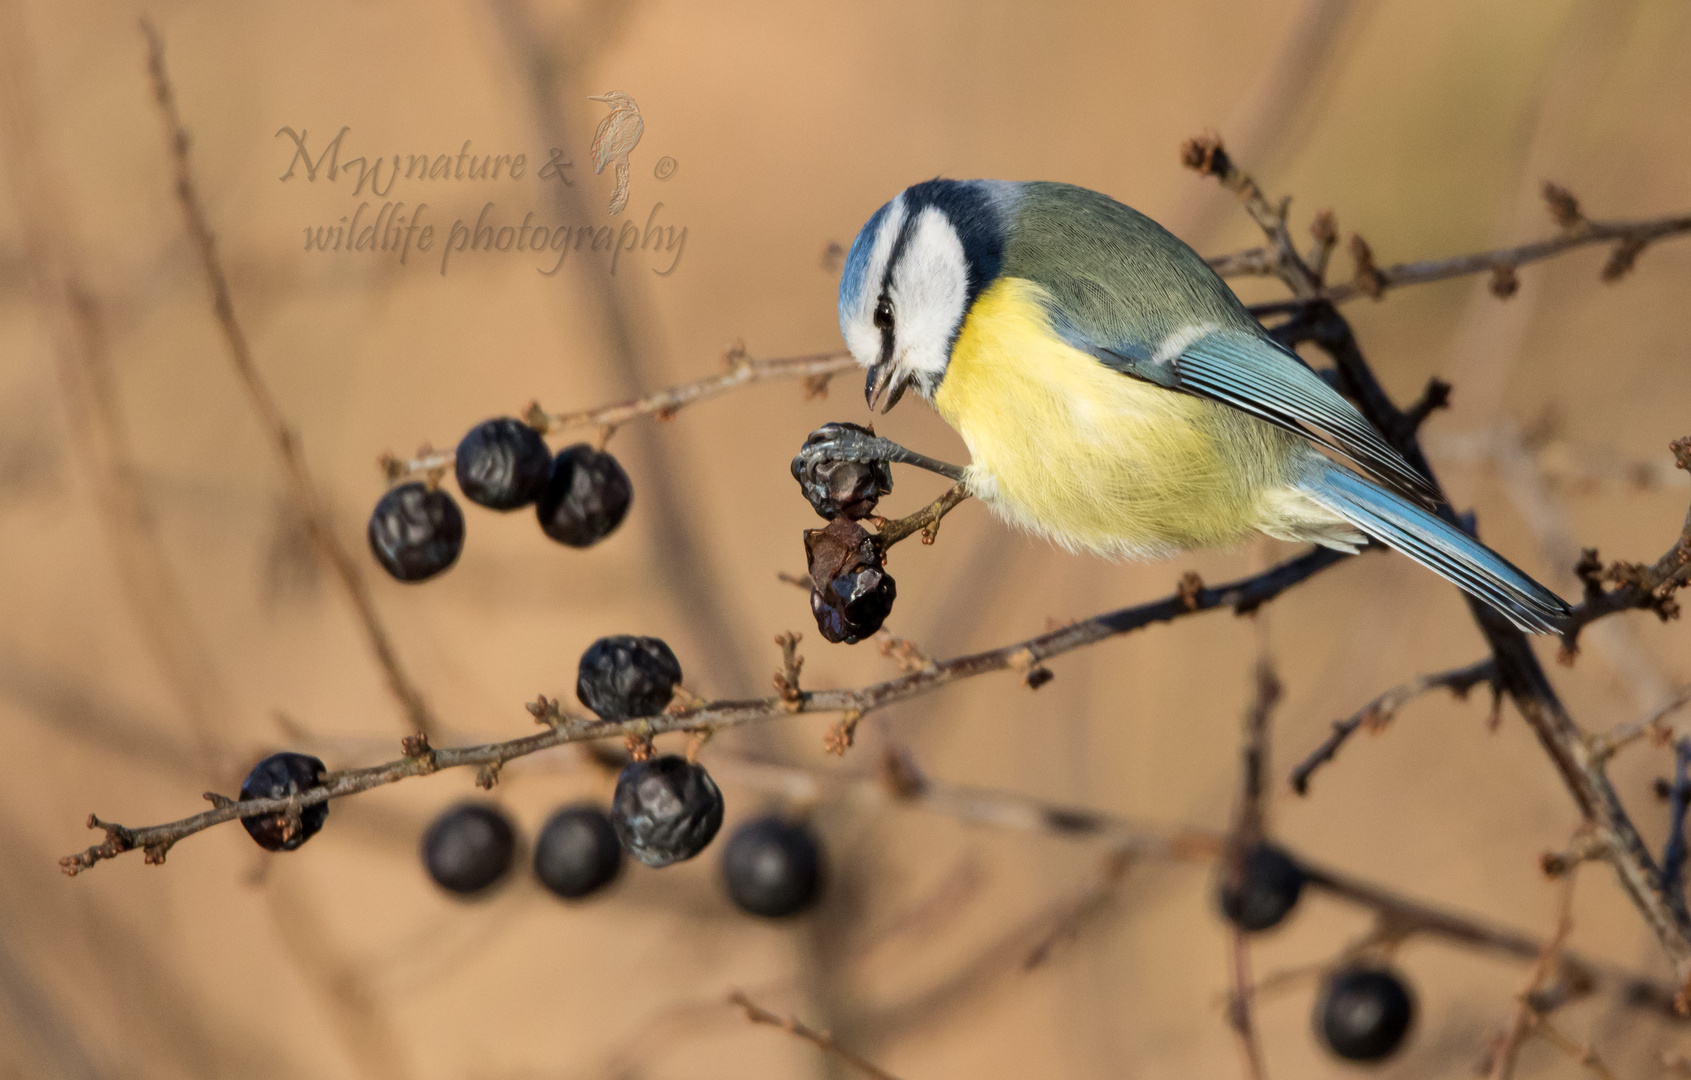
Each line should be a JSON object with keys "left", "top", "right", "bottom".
{"left": 874, "top": 294, "right": 895, "bottom": 365}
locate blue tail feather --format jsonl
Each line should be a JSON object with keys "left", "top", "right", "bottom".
{"left": 1300, "top": 463, "right": 1570, "bottom": 634}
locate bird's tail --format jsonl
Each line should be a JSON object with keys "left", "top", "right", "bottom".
{"left": 1298, "top": 461, "right": 1570, "bottom": 634}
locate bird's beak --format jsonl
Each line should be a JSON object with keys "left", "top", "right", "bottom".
{"left": 864, "top": 362, "right": 912, "bottom": 414}
{"left": 588, "top": 95, "right": 612, "bottom": 102}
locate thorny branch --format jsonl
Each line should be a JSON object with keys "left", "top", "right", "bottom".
{"left": 140, "top": 21, "right": 437, "bottom": 738}
{"left": 60, "top": 547, "right": 1347, "bottom": 874}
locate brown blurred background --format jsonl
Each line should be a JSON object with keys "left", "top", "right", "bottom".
{"left": 2, "top": 0, "right": 1689, "bottom": 1077}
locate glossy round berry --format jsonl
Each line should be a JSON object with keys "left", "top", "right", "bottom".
{"left": 1315, "top": 966, "right": 1416, "bottom": 1062}
{"left": 791, "top": 422, "right": 893, "bottom": 520}
{"left": 1219, "top": 843, "right": 1306, "bottom": 932}
{"left": 722, "top": 817, "right": 822, "bottom": 918}
{"left": 239, "top": 752, "right": 329, "bottom": 852}
{"left": 611, "top": 755, "right": 724, "bottom": 868}
{"left": 533, "top": 805, "right": 623, "bottom": 899}
{"left": 536, "top": 444, "right": 632, "bottom": 547}
{"left": 804, "top": 517, "right": 896, "bottom": 644}
{"left": 368, "top": 482, "right": 465, "bottom": 582}
{"left": 455, "top": 417, "right": 551, "bottom": 510}
{"left": 576, "top": 635, "right": 683, "bottom": 721}
{"left": 421, "top": 803, "right": 516, "bottom": 896}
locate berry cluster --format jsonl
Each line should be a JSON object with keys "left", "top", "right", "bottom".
{"left": 793, "top": 423, "right": 899, "bottom": 643}
{"left": 1219, "top": 841, "right": 1417, "bottom": 1062}
{"left": 368, "top": 417, "right": 632, "bottom": 583}
{"left": 233, "top": 633, "right": 824, "bottom": 920}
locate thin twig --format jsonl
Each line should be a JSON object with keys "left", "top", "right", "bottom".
{"left": 871, "top": 481, "right": 971, "bottom": 553}
{"left": 728, "top": 990, "right": 904, "bottom": 1080}
{"left": 1291, "top": 659, "right": 1499, "bottom": 795}
{"left": 1589, "top": 682, "right": 1691, "bottom": 762}
{"left": 140, "top": 20, "right": 435, "bottom": 737}
{"left": 1202, "top": 166, "right": 1691, "bottom": 304}
{"left": 1487, "top": 868, "right": 1580, "bottom": 1080}
{"left": 381, "top": 349, "right": 858, "bottom": 483}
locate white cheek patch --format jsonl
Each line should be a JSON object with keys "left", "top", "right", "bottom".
{"left": 887, "top": 207, "right": 969, "bottom": 382}
{"left": 841, "top": 198, "right": 906, "bottom": 370}
{"left": 1151, "top": 321, "right": 1219, "bottom": 366}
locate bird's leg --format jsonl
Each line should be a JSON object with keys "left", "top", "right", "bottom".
{"left": 794, "top": 422, "right": 966, "bottom": 482}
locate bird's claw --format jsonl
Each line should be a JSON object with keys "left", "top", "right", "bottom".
{"left": 795, "top": 423, "right": 902, "bottom": 468}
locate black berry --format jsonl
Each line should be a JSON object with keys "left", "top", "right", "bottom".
{"left": 1219, "top": 843, "right": 1305, "bottom": 932}
{"left": 791, "top": 422, "right": 893, "bottom": 520}
{"left": 455, "top": 417, "right": 552, "bottom": 510}
{"left": 239, "top": 752, "right": 329, "bottom": 852}
{"left": 611, "top": 755, "right": 724, "bottom": 868}
{"left": 533, "top": 805, "right": 623, "bottom": 899}
{"left": 422, "top": 803, "right": 516, "bottom": 896}
{"left": 536, "top": 444, "right": 631, "bottom": 547}
{"left": 804, "top": 517, "right": 896, "bottom": 643}
{"left": 368, "top": 482, "right": 465, "bottom": 582}
{"left": 722, "top": 817, "right": 822, "bottom": 918}
{"left": 1315, "top": 966, "right": 1416, "bottom": 1062}
{"left": 576, "top": 635, "right": 683, "bottom": 721}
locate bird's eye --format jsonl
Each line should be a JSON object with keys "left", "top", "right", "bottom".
{"left": 873, "top": 298, "right": 894, "bottom": 331}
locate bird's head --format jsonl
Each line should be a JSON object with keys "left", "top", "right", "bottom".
{"left": 589, "top": 91, "right": 639, "bottom": 112}
{"left": 838, "top": 179, "right": 1013, "bottom": 413}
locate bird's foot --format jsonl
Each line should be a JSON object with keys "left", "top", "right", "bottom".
{"left": 792, "top": 423, "right": 965, "bottom": 482}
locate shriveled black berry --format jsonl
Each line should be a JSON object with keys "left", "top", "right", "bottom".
{"left": 804, "top": 517, "right": 896, "bottom": 643}
{"left": 1315, "top": 966, "right": 1416, "bottom": 1062}
{"left": 455, "top": 417, "right": 552, "bottom": 510}
{"left": 611, "top": 755, "right": 724, "bottom": 868}
{"left": 791, "top": 422, "right": 893, "bottom": 520}
{"left": 422, "top": 803, "right": 516, "bottom": 896}
{"left": 368, "top": 482, "right": 465, "bottom": 582}
{"left": 1219, "top": 842, "right": 1305, "bottom": 932}
{"left": 239, "top": 752, "right": 329, "bottom": 852}
{"left": 576, "top": 635, "right": 683, "bottom": 720}
{"left": 536, "top": 444, "right": 632, "bottom": 547}
{"left": 533, "top": 805, "right": 623, "bottom": 899}
{"left": 722, "top": 817, "right": 822, "bottom": 918}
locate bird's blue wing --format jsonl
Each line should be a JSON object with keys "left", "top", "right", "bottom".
{"left": 1052, "top": 312, "right": 1440, "bottom": 506}
{"left": 1170, "top": 332, "right": 1441, "bottom": 505}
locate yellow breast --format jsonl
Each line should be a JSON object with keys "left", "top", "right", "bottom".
{"left": 932, "top": 277, "right": 1294, "bottom": 558}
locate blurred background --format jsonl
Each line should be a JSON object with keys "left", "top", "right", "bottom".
{"left": 2, "top": 0, "right": 1689, "bottom": 1077}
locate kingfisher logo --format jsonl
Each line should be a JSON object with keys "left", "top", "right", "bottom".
{"left": 276, "top": 92, "right": 686, "bottom": 276}
{"left": 589, "top": 92, "right": 642, "bottom": 215}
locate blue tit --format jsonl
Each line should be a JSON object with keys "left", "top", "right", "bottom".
{"left": 820, "top": 179, "right": 1569, "bottom": 633}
